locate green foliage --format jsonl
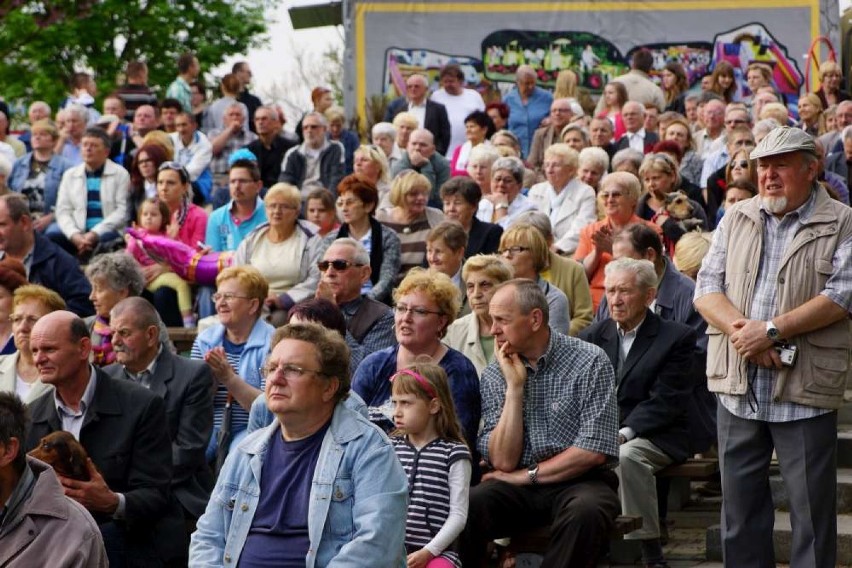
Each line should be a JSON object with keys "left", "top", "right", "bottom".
{"left": 0, "top": 0, "right": 269, "bottom": 116}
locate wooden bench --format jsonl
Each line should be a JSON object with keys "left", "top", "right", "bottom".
{"left": 657, "top": 457, "right": 719, "bottom": 478}
{"left": 167, "top": 327, "right": 198, "bottom": 354}
{"left": 508, "top": 515, "right": 643, "bottom": 554}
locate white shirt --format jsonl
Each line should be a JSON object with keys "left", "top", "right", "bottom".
{"left": 408, "top": 99, "right": 427, "bottom": 129}
{"left": 626, "top": 128, "right": 647, "bottom": 154}
{"left": 430, "top": 88, "right": 485, "bottom": 156}
{"left": 53, "top": 366, "right": 98, "bottom": 441}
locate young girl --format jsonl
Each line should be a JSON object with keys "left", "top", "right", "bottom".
{"left": 597, "top": 81, "right": 627, "bottom": 139}
{"left": 391, "top": 363, "right": 471, "bottom": 568}
{"left": 125, "top": 198, "right": 196, "bottom": 327}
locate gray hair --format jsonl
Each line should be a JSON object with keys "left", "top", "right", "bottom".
{"left": 496, "top": 278, "right": 549, "bottom": 325}
{"left": 611, "top": 148, "right": 644, "bottom": 172}
{"left": 842, "top": 125, "right": 852, "bottom": 143}
{"left": 82, "top": 127, "right": 111, "bottom": 150}
{"left": 304, "top": 111, "right": 328, "bottom": 127}
{"left": 516, "top": 65, "right": 536, "bottom": 80}
{"left": 329, "top": 237, "right": 370, "bottom": 266}
{"left": 492, "top": 156, "right": 525, "bottom": 184}
{"left": 65, "top": 104, "right": 88, "bottom": 121}
{"left": 604, "top": 257, "right": 657, "bottom": 291}
{"left": 29, "top": 101, "right": 51, "bottom": 116}
{"left": 578, "top": 146, "right": 610, "bottom": 172}
{"left": 752, "top": 118, "right": 781, "bottom": 141}
{"left": 85, "top": 252, "right": 145, "bottom": 296}
{"left": 559, "top": 124, "right": 589, "bottom": 145}
{"left": 513, "top": 210, "right": 553, "bottom": 242}
{"left": 110, "top": 296, "right": 160, "bottom": 329}
{"left": 468, "top": 144, "right": 500, "bottom": 167}
{"left": 371, "top": 122, "right": 396, "bottom": 141}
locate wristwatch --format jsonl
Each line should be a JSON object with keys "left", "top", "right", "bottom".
{"left": 527, "top": 463, "right": 539, "bottom": 485}
{"left": 495, "top": 203, "right": 509, "bottom": 210}
{"left": 766, "top": 320, "right": 781, "bottom": 342}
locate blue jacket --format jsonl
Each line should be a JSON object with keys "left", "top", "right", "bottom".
{"left": 192, "top": 317, "right": 274, "bottom": 397}
{"left": 189, "top": 401, "right": 408, "bottom": 568}
{"left": 29, "top": 232, "right": 94, "bottom": 317}
{"left": 8, "top": 153, "right": 72, "bottom": 213}
{"left": 505, "top": 86, "right": 553, "bottom": 158}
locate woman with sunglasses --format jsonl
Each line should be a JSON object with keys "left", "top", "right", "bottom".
{"left": 352, "top": 267, "right": 480, "bottom": 459}
{"left": 321, "top": 174, "right": 400, "bottom": 305}
{"left": 233, "top": 182, "right": 322, "bottom": 326}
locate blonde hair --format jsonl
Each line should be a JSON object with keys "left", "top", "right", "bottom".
{"left": 819, "top": 60, "right": 842, "bottom": 82}
{"left": 30, "top": 119, "right": 59, "bottom": 140}
{"left": 759, "top": 102, "right": 789, "bottom": 125}
{"left": 673, "top": 232, "right": 713, "bottom": 280}
{"left": 141, "top": 130, "right": 174, "bottom": 160}
{"left": 543, "top": 143, "right": 579, "bottom": 169}
{"left": 553, "top": 69, "right": 579, "bottom": 99}
{"left": 390, "top": 361, "right": 466, "bottom": 445}
{"left": 216, "top": 266, "right": 269, "bottom": 305}
{"left": 499, "top": 223, "right": 550, "bottom": 273}
{"left": 13, "top": 284, "right": 65, "bottom": 312}
{"left": 389, "top": 171, "right": 431, "bottom": 207}
{"left": 354, "top": 144, "right": 390, "bottom": 183}
{"left": 265, "top": 182, "right": 301, "bottom": 209}
{"left": 600, "top": 171, "right": 641, "bottom": 203}
{"left": 392, "top": 112, "right": 418, "bottom": 130}
{"left": 324, "top": 105, "right": 346, "bottom": 124}
{"left": 461, "top": 254, "right": 513, "bottom": 283}
{"left": 639, "top": 153, "right": 680, "bottom": 189}
{"left": 393, "top": 268, "right": 461, "bottom": 331}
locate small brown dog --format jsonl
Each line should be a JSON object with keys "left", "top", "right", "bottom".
{"left": 29, "top": 431, "right": 91, "bottom": 481}
{"left": 665, "top": 191, "right": 704, "bottom": 232}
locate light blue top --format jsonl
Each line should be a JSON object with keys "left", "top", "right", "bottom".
{"left": 205, "top": 197, "right": 267, "bottom": 252}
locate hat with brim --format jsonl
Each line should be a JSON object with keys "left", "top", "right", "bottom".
{"left": 750, "top": 126, "right": 818, "bottom": 160}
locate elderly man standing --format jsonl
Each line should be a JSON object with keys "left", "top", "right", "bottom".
{"left": 280, "top": 111, "right": 345, "bottom": 197}
{"left": 504, "top": 65, "right": 554, "bottom": 159}
{"left": 580, "top": 258, "right": 697, "bottom": 568}
{"left": 190, "top": 322, "right": 408, "bottom": 567}
{"left": 390, "top": 128, "right": 450, "bottom": 207}
{"left": 528, "top": 98, "right": 574, "bottom": 175}
{"left": 0, "top": 392, "right": 107, "bottom": 566}
{"left": 614, "top": 102, "right": 658, "bottom": 155}
{"left": 51, "top": 127, "right": 129, "bottom": 259}
{"left": 384, "top": 73, "right": 451, "bottom": 156}
{"left": 694, "top": 127, "right": 852, "bottom": 567}
{"left": 459, "top": 279, "right": 620, "bottom": 567}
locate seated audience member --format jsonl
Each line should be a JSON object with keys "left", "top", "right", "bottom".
{"left": 104, "top": 297, "right": 214, "bottom": 547}
{"left": 127, "top": 144, "right": 169, "bottom": 221}
{"left": 52, "top": 127, "right": 129, "bottom": 259}
{"left": 450, "top": 110, "right": 495, "bottom": 177}
{"left": 246, "top": 105, "right": 297, "bottom": 190}
{"left": 26, "top": 311, "right": 182, "bottom": 567}
{"left": 0, "top": 284, "right": 65, "bottom": 402}
{"left": 203, "top": 74, "right": 250, "bottom": 134}
{"left": 499, "top": 223, "right": 571, "bottom": 335}
{"left": 614, "top": 102, "right": 659, "bottom": 154}
{"left": 209, "top": 104, "right": 258, "bottom": 207}
{"left": 8, "top": 119, "right": 72, "bottom": 232}
{"left": 528, "top": 143, "right": 597, "bottom": 255}
{"left": 376, "top": 171, "right": 445, "bottom": 282}
{"left": 589, "top": 116, "right": 617, "bottom": 158}
{"left": 392, "top": 112, "right": 418, "bottom": 155}
{"left": 672, "top": 231, "right": 713, "bottom": 281}
{"left": 280, "top": 111, "right": 345, "bottom": 197}
{"left": 444, "top": 254, "right": 513, "bottom": 374}
{"left": 233, "top": 183, "right": 322, "bottom": 325}
{"left": 353, "top": 144, "right": 391, "bottom": 205}
{"left": 325, "top": 106, "right": 360, "bottom": 174}
{"left": 486, "top": 101, "right": 510, "bottom": 132}
{"left": 304, "top": 187, "right": 339, "bottom": 237}
{"left": 465, "top": 144, "right": 500, "bottom": 197}
{"left": 579, "top": 258, "right": 696, "bottom": 568}
{"left": 170, "top": 111, "right": 214, "bottom": 203}
{"left": 391, "top": 128, "right": 451, "bottom": 207}
{"left": 190, "top": 323, "right": 408, "bottom": 566}
{"left": 716, "top": 178, "right": 758, "bottom": 224}
{"left": 56, "top": 104, "right": 88, "bottom": 166}
{"left": 561, "top": 124, "right": 589, "bottom": 154}
{"left": 574, "top": 172, "right": 661, "bottom": 310}
{"left": 577, "top": 146, "right": 610, "bottom": 193}
{"left": 662, "top": 118, "right": 704, "bottom": 188}
{"left": 611, "top": 147, "right": 644, "bottom": 177}
{"left": 314, "top": 238, "right": 396, "bottom": 365}
{"left": 155, "top": 162, "right": 208, "bottom": 247}
{"left": 191, "top": 266, "right": 275, "bottom": 462}
{"left": 17, "top": 100, "right": 51, "bottom": 152}
{"left": 159, "top": 98, "right": 182, "bottom": 134}
{"left": 491, "top": 129, "right": 524, "bottom": 158}
{"left": 476, "top": 156, "right": 537, "bottom": 228}
{"left": 0, "top": 194, "right": 94, "bottom": 316}
{"left": 0, "top": 392, "right": 107, "bottom": 565}
{"left": 459, "top": 279, "right": 620, "bottom": 567}
{"left": 206, "top": 159, "right": 268, "bottom": 252}
{"left": 0, "top": 258, "right": 25, "bottom": 355}
{"left": 84, "top": 252, "right": 145, "bottom": 367}
{"left": 371, "top": 121, "right": 403, "bottom": 171}
{"left": 515, "top": 210, "right": 594, "bottom": 336}
{"left": 322, "top": 175, "right": 401, "bottom": 304}
{"left": 426, "top": 221, "right": 468, "bottom": 310}
{"left": 440, "top": 176, "right": 502, "bottom": 258}
{"left": 528, "top": 98, "right": 576, "bottom": 175}
{"left": 128, "top": 104, "right": 161, "bottom": 151}
{"left": 352, "top": 268, "right": 480, "bottom": 452}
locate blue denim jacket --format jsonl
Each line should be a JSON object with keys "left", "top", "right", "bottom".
{"left": 189, "top": 401, "right": 409, "bottom": 567}
{"left": 8, "top": 153, "right": 72, "bottom": 213}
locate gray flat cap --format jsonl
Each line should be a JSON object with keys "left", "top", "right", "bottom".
{"left": 750, "top": 126, "right": 817, "bottom": 160}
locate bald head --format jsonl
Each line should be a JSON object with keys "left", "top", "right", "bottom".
{"left": 408, "top": 128, "right": 435, "bottom": 157}
{"left": 30, "top": 311, "right": 91, "bottom": 387}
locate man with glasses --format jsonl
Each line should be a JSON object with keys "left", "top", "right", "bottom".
{"left": 700, "top": 105, "right": 754, "bottom": 188}
{"left": 694, "top": 96, "right": 726, "bottom": 158}
{"left": 384, "top": 73, "right": 451, "bottom": 156}
{"left": 528, "top": 98, "right": 575, "bottom": 176}
{"left": 280, "top": 111, "right": 345, "bottom": 197}
{"left": 191, "top": 322, "right": 408, "bottom": 566}
{"left": 614, "top": 101, "right": 659, "bottom": 155}
{"left": 246, "top": 105, "right": 296, "bottom": 189}
{"left": 315, "top": 238, "right": 395, "bottom": 369}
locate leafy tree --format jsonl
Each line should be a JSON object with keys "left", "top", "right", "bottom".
{"left": 0, "top": 0, "right": 269, "bottom": 115}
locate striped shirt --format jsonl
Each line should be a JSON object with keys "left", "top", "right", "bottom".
{"left": 375, "top": 211, "right": 431, "bottom": 280}
{"left": 84, "top": 169, "right": 104, "bottom": 231}
{"left": 393, "top": 437, "right": 470, "bottom": 567}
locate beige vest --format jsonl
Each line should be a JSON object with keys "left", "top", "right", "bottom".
{"left": 706, "top": 186, "right": 852, "bottom": 409}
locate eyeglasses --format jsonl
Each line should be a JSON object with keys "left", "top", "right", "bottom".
{"left": 318, "top": 259, "right": 364, "bottom": 272}
{"left": 336, "top": 198, "right": 362, "bottom": 208}
{"left": 10, "top": 315, "right": 39, "bottom": 326}
{"left": 260, "top": 362, "right": 326, "bottom": 381}
{"left": 499, "top": 246, "right": 529, "bottom": 256}
{"left": 394, "top": 304, "right": 443, "bottom": 318}
{"left": 551, "top": 108, "right": 572, "bottom": 114}
{"left": 137, "top": 159, "right": 154, "bottom": 166}
{"left": 733, "top": 160, "right": 750, "bottom": 169}
{"left": 266, "top": 203, "right": 298, "bottom": 211}
{"left": 158, "top": 161, "right": 188, "bottom": 177}
{"left": 303, "top": 124, "right": 323, "bottom": 130}
{"left": 599, "top": 191, "right": 624, "bottom": 199}
{"left": 492, "top": 176, "right": 518, "bottom": 184}
{"left": 212, "top": 292, "right": 251, "bottom": 303}
{"left": 725, "top": 119, "right": 748, "bottom": 126}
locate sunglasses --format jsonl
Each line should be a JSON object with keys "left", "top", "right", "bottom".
{"left": 317, "top": 259, "right": 365, "bottom": 272}
{"left": 158, "top": 161, "right": 189, "bottom": 177}
{"left": 733, "top": 160, "right": 750, "bottom": 169}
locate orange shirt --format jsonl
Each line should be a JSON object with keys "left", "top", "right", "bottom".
{"left": 573, "top": 215, "right": 662, "bottom": 310}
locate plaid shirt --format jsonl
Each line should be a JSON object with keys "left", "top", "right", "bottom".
{"left": 695, "top": 189, "right": 851, "bottom": 422}
{"left": 479, "top": 331, "right": 619, "bottom": 469}
{"left": 339, "top": 296, "right": 396, "bottom": 369}
{"left": 209, "top": 128, "right": 258, "bottom": 176}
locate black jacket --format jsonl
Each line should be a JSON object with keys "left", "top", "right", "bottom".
{"left": 465, "top": 217, "right": 503, "bottom": 258}
{"left": 29, "top": 232, "right": 94, "bottom": 317}
{"left": 384, "top": 97, "right": 452, "bottom": 156}
{"left": 279, "top": 141, "right": 345, "bottom": 195}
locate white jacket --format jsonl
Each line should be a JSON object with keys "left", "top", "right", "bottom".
{"left": 170, "top": 130, "right": 213, "bottom": 181}
{"left": 55, "top": 159, "right": 129, "bottom": 238}
{"left": 528, "top": 177, "right": 597, "bottom": 255}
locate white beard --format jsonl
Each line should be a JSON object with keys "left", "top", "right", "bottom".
{"left": 761, "top": 196, "right": 788, "bottom": 214}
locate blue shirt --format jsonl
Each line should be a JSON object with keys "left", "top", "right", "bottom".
{"left": 84, "top": 167, "right": 104, "bottom": 231}
{"left": 206, "top": 198, "right": 267, "bottom": 252}
{"left": 504, "top": 86, "right": 553, "bottom": 158}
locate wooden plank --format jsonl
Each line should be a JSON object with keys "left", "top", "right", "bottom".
{"left": 167, "top": 327, "right": 198, "bottom": 353}
{"left": 657, "top": 458, "right": 719, "bottom": 478}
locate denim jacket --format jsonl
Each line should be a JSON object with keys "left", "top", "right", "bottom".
{"left": 8, "top": 153, "right": 72, "bottom": 213}
{"left": 189, "top": 400, "right": 409, "bottom": 567}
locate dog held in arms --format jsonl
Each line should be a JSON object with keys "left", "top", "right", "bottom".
{"left": 28, "top": 431, "right": 92, "bottom": 481}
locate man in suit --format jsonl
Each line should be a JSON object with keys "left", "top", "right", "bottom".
{"left": 103, "top": 298, "right": 214, "bottom": 534}
{"left": 384, "top": 73, "right": 451, "bottom": 156}
{"left": 614, "top": 101, "right": 659, "bottom": 155}
{"left": 579, "top": 258, "right": 697, "bottom": 568}
{"left": 25, "top": 310, "right": 181, "bottom": 567}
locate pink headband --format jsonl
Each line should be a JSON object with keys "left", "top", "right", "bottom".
{"left": 390, "top": 369, "right": 437, "bottom": 399}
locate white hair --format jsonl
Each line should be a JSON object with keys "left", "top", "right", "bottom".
{"left": 604, "top": 257, "right": 657, "bottom": 290}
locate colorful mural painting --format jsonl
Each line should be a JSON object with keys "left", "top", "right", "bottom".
{"left": 383, "top": 48, "right": 487, "bottom": 99}
{"left": 624, "top": 43, "right": 713, "bottom": 88}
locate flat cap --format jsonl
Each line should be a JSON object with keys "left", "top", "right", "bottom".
{"left": 750, "top": 126, "right": 817, "bottom": 160}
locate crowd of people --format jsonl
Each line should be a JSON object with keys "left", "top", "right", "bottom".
{"left": 0, "top": 46, "right": 849, "bottom": 568}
